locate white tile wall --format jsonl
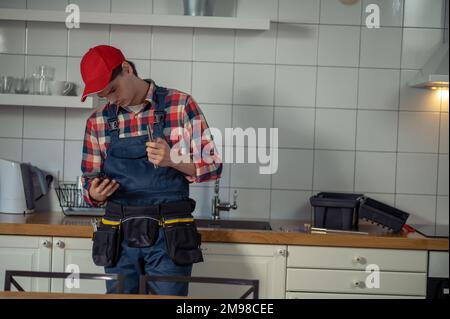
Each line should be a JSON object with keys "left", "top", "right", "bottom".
{"left": 316, "top": 67, "right": 358, "bottom": 109}
{"left": 275, "top": 65, "right": 316, "bottom": 107}
{"left": 318, "top": 25, "right": 360, "bottom": 67}
{"left": 398, "top": 112, "right": 440, "bottom": 153}
{"left": 0, "top": 0, "right": 447, "bottom": 225}
{"left": 320, "top": 0, "right": 362, "bottom": 25}
{"left": 396, "top": 153, "right": 438, "bottom": 195}
{"left": 356, "top": 110, "right": 398, "bottom": 152}
{"left": 276, "top": 24, "right": 318, "bottom": 65}
{"left": 315, "top": 109, "right": 357, "bottom": 150}
{"left": 358, "top": 68, "right": 400, "bottom": 110}
{"left": 278, "top": 0, "right": 320, "bottom": 23}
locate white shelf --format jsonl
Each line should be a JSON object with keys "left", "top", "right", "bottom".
{"left": 0, "top": 93, "right": 97, "bottom": 109}
{"left": 0, "top": 8, "right": 270, "bottom": 30}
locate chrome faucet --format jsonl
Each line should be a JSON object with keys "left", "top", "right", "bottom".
{"left": 211, "top": 179, "right": 238, "bottom": 220}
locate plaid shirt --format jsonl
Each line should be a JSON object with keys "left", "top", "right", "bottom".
{"left": 81, "top": 80, "right": 222, "bottom": 207}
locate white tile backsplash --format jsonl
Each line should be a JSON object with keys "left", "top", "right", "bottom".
{"left": 192, "top": 62, "right": 233, "bottom": 104}
{"left": 395, "top": 194, "right": 437, "bottom": 225}
{"left": 150, "top": 60, "right": 192, "bottom": 94}
{"left": 438, "top": 155, "right": 449, "bottom": 196}
{"left": 396, "top": 153, "right": 438, "bottom": 195}
{"left": 23, "top": 107, "right": 65, "bottom": 140}
{"left": 110, "top": 25, "right": 151, "bottom": 60}
{"left": 274, "top": 107, "right": 315, "bottom": 148}
{"left": 362, "top": 0, "right": 404, "bottom": 27}
{"left": 270, "top": 190, "right": 312, "bottom": 220}
{"left": 275, "top": 65, "right": 316, "bottom": 107}
{"left": 401, "top": 28, "right": 444, "bottom": 69}
{"left": 276, "top": 24, "right": 318, "bottom": 65}
{"left": 236, "top": 0, "right": 278, "bottom": 20}
{"left": 27, "top": 22, "right": 67, "bottom": 56}
{"left": 68, "top": 24, "right": 110, "bottom": 57}
{"left": 360, "top": 27, "right": 402, "bottom": 69}
{"left": 398, "top": 111, "right": 440, "bottom": 153}
{"left": 320, "top": 0, "right": 362, "bottom": 25}
{"left": 404, "top": 0, "right": 445, "bottom": 28}
{"left": 151, "top": 27, "right": 193, "bottom": 61}
{"left": 271, "top": 149, "right": 314, "bottom": 190}
{"left": 315, "top": 109, "right": 357, "bottom": 150}
{"left": 316, "top": 67, "right": 358, "bottom": 109}
{"left": 0, "top": 21, "right": 26, "bottom": 54}
{"left": 63, "top": 140, "right": 83, "bottom": 182}
{"left": 355, "top": 152, "right": 397, "bottom": 193}
{"left": 313, "top": 150, "right": 355, "bottom": 192}
{"left": 440, "top": 112, "right": 449, "bottom": 154}
{"left": 318, "top": 25, "right": 360, "bottom": 67}
{"left": 235, "top": 24, "right": 277, "bottom": 64}
{"left": 234, "top": 64, "right": 275, "bottom": 106}
{"left": 0, "top": 105, "right": 23, "bottom": 138}
{"left": 232, "top": 105, "right": 273, "bottom": 147}
{"left": 0, "top": 138, "right": 22, "bottom": 162}
{"left": 356, "top": 110, "right": 398, "bottom": 152}
{"left": 193, "top": 29, "right": 235, "bottom": 63}
{"left": 358, "top": 68, "right": 400, "bottom": 110}
{"left": 278, "top": 0, "right": 320, "bottom": 23}
{"left": 0, "top": 0, "right": 446, "bottom": 224}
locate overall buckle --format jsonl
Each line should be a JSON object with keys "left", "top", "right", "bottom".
{"left": 153, "top": 111, "right": 165, "bottom": 124}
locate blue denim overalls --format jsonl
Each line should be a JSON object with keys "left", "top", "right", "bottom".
{"left": 102, "top": 85, "right": 194, "bottom": 295}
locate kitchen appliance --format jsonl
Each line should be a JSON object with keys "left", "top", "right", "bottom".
{"left": 183, "top": 0, "right": 213, "bottom": 16}
{"left": 0, "top": 158, "right": 53, "bottom": 214}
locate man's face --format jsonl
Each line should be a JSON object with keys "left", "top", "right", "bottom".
{"left": 97, "top": 64, "right": 135, "bottom": 106}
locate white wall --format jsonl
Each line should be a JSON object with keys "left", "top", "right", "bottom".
{"left": 0, "top": 0, "right": 448, "bottom": 226}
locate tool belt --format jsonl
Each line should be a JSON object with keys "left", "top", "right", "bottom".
{"left": 92, "top": 198, "right": 203, "bottom": 268}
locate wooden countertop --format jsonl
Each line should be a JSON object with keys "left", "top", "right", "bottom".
{"left": 0, "top": 291, "right": 186, "bottom": 299}
{"left": 0, "top": 211, "right": 447, "bottom": 251}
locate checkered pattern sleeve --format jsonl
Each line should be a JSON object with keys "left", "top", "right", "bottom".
{"left": 81, "top": 116, "right": 106, "bottom": 207}
{"left": 182, "top": 96, "right": 223, "bottom": 183}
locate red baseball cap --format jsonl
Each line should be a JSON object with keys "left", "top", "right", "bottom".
{"left": 80, "top": 45, "right": 125, "bottom": 102}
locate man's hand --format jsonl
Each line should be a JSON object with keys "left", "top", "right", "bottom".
{"left": 88, "top": 178, "right": 120, "bottom": 202}
{"left": 146, "top": 137, "right": 173, "bottom": 167}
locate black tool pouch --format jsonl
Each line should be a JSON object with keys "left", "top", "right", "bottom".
{"left": 163, "top": 217, "right": 203, "bottom": 266}
{"left": 122, "top": 216, "right": 160, "bottom": 248}
{"left": 92, "top": 221, "right": 121, "bottom": 268}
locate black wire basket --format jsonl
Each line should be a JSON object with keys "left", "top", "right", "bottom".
{"left": 55, "top": 182, "right": 103, "bottom": 216}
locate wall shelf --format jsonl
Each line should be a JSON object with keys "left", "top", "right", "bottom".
{"left": 0, "top": 8, "right": 270, "bottom": 30}
{"left": 0, "top": 93, "right": 97, "bottom": 109}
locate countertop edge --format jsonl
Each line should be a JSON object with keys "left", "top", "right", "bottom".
{"left": 0, "top": 223, "right": 448, "bottom": 251}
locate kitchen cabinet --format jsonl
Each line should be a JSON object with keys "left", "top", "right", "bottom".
{"left": 286, "top": 246, "right": 428, "bottom": 298}
{"left": 190, "top": 243, "right": 287, "bottom": 298}
{"left": 0, "top": 235, "right": 52, "bottom": 292}
{"left": 50, "top": 237, "right": 105, "bottom": 294}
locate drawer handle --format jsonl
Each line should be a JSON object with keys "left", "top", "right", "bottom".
{"left": 56, "top": 240, "right": 65, "bottom": 249}
{"left": 352, "top": 256, "right": 366, "bottom": 264}
{"left": 352, "top": 280, "right": 366, "bottom": 289}
{"left": 41, "top": 240, "right": 52, "bottom": 248}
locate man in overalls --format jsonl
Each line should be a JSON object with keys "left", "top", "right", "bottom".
{"left": 79, "top": 45, "right": 222, "bottom": 296}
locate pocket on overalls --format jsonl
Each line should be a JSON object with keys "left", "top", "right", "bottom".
{"left": 92, "top": 219, "right": 121, "bottom": 267}
{"left": 122, "top": 217, "right": 159, "bottom": 248}
{"left": 163, "top": 216, "right": 204, "bottom": 266}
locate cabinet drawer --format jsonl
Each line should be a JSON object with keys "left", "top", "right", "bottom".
{"left": 288, "top": 246, "right": 427, "bottom": 272}
{"left": 286, "top": 292, "right": 424, "bottom": 299}
{"left": 287, "top": 269, "right": 426, "bottom": 296}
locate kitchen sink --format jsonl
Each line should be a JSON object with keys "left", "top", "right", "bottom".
{"left": 195, "top": 219, "right": 272, "bottom": 231}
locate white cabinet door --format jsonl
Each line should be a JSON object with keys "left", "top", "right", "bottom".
{"left": 51, "top": 237, "right": 106, "bottom": 294}
{"left": 286, "top": 292, "right": 425, "bottom": 299}
{"left": 190, "top": 243, "right": 287, "bottom": 299}
{"left": 0, "top": 235, "right": 52, "bottom": 292}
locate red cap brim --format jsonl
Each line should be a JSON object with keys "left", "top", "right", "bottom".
{"left": 80, "top": 72, "right": 111, "bottom": 102}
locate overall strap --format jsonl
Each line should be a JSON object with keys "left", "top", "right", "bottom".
{"left": 152, "top": 85, "right": 168, "bottom": 139}
{"left": 106, "top": 103, "right": 120, "bottom": 144}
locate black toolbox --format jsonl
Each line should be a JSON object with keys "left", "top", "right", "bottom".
{"left": 310, "top": 192, "right": 364, "bottom": 231}
{"left": 310, "top": 192, "right": 410, "bottom": 233}
{"left": 359, "top": 197, "right": 410, "bottom": 233}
